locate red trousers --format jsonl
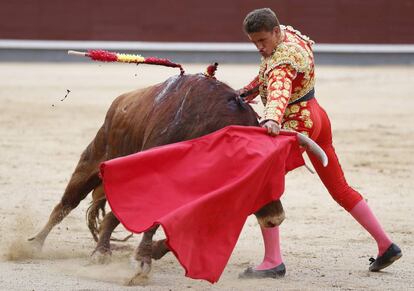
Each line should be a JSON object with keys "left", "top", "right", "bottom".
{"left": 282, "top": 98, "right": 363, "bottom": 211}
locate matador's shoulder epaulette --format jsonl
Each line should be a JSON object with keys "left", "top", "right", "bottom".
{"left": 263, "top": 25, "right": 315, "bottom": 76}
{"left": 265, "top": 42, "right": 311, "bottom": 75}
{"left": 280, "top": 25, "right": 315, "bottom": 45}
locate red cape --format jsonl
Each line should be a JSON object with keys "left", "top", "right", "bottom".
{"left": 100, "top": 126, "right": 304, "bottom": 283}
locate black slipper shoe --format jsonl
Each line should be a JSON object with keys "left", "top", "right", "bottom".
{"left": 239, "top": 263, "right": 286, "bottom": 279}
{"left": 369, "top": 243, "right": 402, "bottom": 272}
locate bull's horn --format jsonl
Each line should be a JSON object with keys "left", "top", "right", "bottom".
{"left": 281, "top": 130, "right": 328, "bottom": 167}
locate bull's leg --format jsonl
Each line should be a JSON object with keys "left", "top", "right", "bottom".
{"left": 28, "top": 146, "right": 103, "bottom": 250}
{"left": 27, "top": 202, "right": 72, "bottom": 250}
{"left": 28, "top": 172, "right": 101, "bottom": 249}
{"left": 29, "top": 126, "right": 107, "bottom": 250}
{"left": 254, "top": 200, "right": 285, "bottom": 228}
{"left": 151, "top": 239, "right": 170, "bottom": 260}
{"left": 127, "top": 225, "right": 159, "bottom": 286}
{"left": 90, "top": 211, "right": 120, "bottom": 264}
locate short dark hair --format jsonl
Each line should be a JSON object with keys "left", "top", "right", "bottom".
{"left": 243, "top": 8, "right": 280, "bottom": 33}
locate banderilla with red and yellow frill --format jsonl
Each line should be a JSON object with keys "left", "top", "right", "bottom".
{"left": 68, "top": 49, "right": 185, "bottom": 75}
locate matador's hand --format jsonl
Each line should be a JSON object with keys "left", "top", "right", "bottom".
{"left": 261, "top": 120, "right": 281, "bottom": 136}
{"left": 236, "top": 88, "right": 247, "bottom": 96}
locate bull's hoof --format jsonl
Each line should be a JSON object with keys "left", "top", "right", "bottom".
{"left": 126, "top": 260, "right": 152, "bottom": 286}
{"left": 26, "top": 237, "right": 43, "bottom": 252}
{"left": 90, "top": 247, "right": 112, "bottom": 264}
{"left": 125, "top": 273, "right": 149, "bottom": 286}
{"left": 257, "top": 212, "right": 285, "bottom": 228}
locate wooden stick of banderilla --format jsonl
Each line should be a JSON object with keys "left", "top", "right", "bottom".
{"left": 68, "top": 50, "right": 87, "bottom": 57}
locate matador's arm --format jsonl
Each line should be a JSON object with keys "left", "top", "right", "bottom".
{"left": 241, "top": 76, "right": 260, "bottom": 102}
{"left": 262, "top": 64, "right": 297, "bottom": 124}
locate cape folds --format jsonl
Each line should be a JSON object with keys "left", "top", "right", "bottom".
{"left": 100, "top": 126, "right": 304, "bottom": 283}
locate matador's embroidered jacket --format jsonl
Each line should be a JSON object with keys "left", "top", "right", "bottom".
{"left": 244, "top": 25, "right": 315, "bottom": 124}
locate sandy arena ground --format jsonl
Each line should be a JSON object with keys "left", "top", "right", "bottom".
{"left": 0, "top": 62, "right": 413, "bottom": 290}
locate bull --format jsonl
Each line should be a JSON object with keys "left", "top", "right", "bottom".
{"left": 29, "top": 71, "right": 325, "bottom": 284}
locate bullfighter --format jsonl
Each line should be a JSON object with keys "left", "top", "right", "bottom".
{"left": 238, "top": 8, "right": 402, "bottom": 279}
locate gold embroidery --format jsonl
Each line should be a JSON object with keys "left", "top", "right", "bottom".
{"left": 293, "top": 86, "right": 301, "bottom": 93}
{"left": 282, "top": 89, "right": 290, "bottom": 97}
{"left": 300, "top": 101, "right": 308, "bottom": 107}
{"left": 264, "top": 100, "right": 283, "bottom": 122}
{"left": 276, "top": 80, "right": 283, "bottom": 87}
{"left": 266, "top": 43, "right": 309, "bottom": 74}
{"left": 285, "top": 32, "right": 299, "bottom": 43}
{"left": 288, "top": 120, "right": 298, "bottom": 129}
{"left": 267, "top": 100, "right": 281, "bottom": 109}
{"left": 304, "top": 119, "right": 313, "bottom": 128}
{"left": 290, "top": 104, "right": 300, "bottom": 113}
{"left": 280, "top": 25, "right": 315, "bottom": 45}
{"left": 259, "top": 26, "right": 315, "bottom": 105}
{"left": 301, "top": 109, "right": 310, "bottom": 117}
{"left": 284, "top": 107, "right": 291, "bottom": 116}
{"left": 290, "top": 77, "right": 314, "bottom": 104}
{"left": 264, "top": 108, "right": 282, "bottom": 123}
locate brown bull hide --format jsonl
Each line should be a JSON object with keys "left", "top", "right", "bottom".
{"left": 29, "top": 73, "right": 285, "bottom": 269}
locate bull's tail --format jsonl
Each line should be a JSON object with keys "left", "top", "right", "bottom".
{"left": 86, "top": 185, "right": 134, "bottom": 243}
{"left": 86, "top": 192, "right": 107, "bottom": 242}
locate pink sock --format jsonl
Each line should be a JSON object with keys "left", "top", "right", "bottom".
{"left": 349, "top": 200, "right": 392, "bottom": 256}
{"left": 255, "top": 226, "right": 283, "bottom": 270}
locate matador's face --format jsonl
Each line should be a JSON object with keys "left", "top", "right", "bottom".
{"left": 247, "top": 27, "right": 282, "bottom": 58}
